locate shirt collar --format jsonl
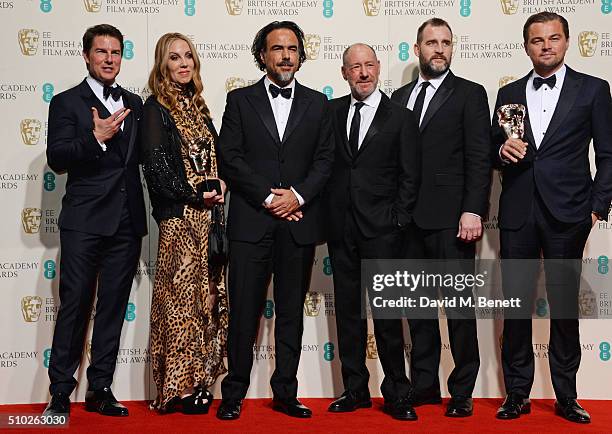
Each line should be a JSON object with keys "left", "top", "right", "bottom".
{"left": 350, "top": 88, "right": 382, "bottom": 109}
{"left": 530, "top": 64, "right": 566, "bottom": 90}
{"left": 416, "top": 69, "right": 449, "bottom": 91}
{"left": 86, "top": 74, "right": 118, "bottom": 99}
{"left": 264, "top": 76, "right": 295, "bottom": 98}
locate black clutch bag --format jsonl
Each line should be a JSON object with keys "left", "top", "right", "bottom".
{"left": 208, "top": 203, "right": 228, "bottom": 266}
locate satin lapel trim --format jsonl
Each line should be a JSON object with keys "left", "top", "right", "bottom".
{"left": 538, "top": 69, "right": 582, "bottom": 152}
{"left": 515, "top": 75, "right": 536, "bottom": 148}
{"left": 356, "top": 93, "right": 391, "bottom": 158}
{"left": 419, "top": 74, "right": 454, "bottom": 132}
{"left": 336, "top": 96, "right": 351, "bottom": 158}
{"left": 123, "top": 93, "right": 137, "bottom": 163}
{"left": 400, "top": 81, "right": 417, "bottom": 108}
{"left": 80, "top": 80, "right": 111, "bottom": 120}
{"left": 247, "top": 81, "right": 281, "bottom": 146}
{"left": 282, "top": 83, "right": 312, "bottom": 145}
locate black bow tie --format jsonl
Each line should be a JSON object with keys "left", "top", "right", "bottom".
{"left": 103, "top": 84, "right": 123, "bottom": 101}
{"left": 269, "top": 84, "right": 292, "bottom": 99}
{"left": 533, "top": 75, "right": 556, "bottom": 90}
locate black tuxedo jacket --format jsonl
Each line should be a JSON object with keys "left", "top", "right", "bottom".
{"left": 324, "top": 91, "right": 420, "bottom": 240}
{"left": 218, "top": 78, "right": 334, "bottom": 245}
{"left": 46, "top": 79, "right": 147, "bottom": 237}
{"left": 491, "top": 66, "right": 612, "bottom": 229}
{"left": 391, "top": 71, "right": 491, "bottom": 229}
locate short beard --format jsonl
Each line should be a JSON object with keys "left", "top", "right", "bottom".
{"left": 269, "top": 70, "right": 295, "bottom": 86}
{"left": 420, "top": 58, "right": 450, "bottom": 79}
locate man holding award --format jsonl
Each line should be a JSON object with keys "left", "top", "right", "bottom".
{"left": 492, "top": 12, "right": 612, "bottom": 423}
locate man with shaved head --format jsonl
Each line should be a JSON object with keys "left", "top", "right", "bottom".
{"left": 324, "top": 43, "right": 421, "bottom": 421}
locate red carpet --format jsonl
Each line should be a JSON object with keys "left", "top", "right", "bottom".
{"left": 1, "top": 398, "right": 610, "bottom": 433}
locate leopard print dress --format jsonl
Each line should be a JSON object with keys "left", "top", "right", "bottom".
{"left": 150, "top": 91, "right": 228, "bottom": 411}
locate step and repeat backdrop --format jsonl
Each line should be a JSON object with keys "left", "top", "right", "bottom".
{"left": 1, "top": 0, "right": 611, "bottom": 405}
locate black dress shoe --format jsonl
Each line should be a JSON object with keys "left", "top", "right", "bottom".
{"left": 85, "top": 387, "right": 128, "bottom": 417}
{"left": 554, "top": 398, "right": 591, "bottom": 424}
{"left": 328, "top": 391, "right": 372, "bottom": 413}
{"left": 180, "top": 388, "right": 213, "bottom": 415}
{"left": 383, "top": 397, "right": 418, "bottom": 421}
{"left": 446, "top": 396, "right": 473, "bottom": 417}
{"left": 272, "top": 398, "right": 312, "bottom": 418}
{"left": 217, "top": 399, "right": 242, "bottom": 420}
{"left": 43, "top": 392, "right": 70, "bottom": 416}
{"left": 496, "top": 394, "right": 531, "bottom": 420}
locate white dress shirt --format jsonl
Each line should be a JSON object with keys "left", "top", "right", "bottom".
{"left": 262, "top": 76, "right": 304, "bottom": 206}
{"left": 406, "top": 70, "right": 449, "bottom": 125}
{"left": 526, "top": 64, "right": 566, "bottom": 149}
{"left": 86, "top": 75, "right": 125, "bottom": 151}
{"left": 346, "top": 89, "right": 382, "bottom": 149}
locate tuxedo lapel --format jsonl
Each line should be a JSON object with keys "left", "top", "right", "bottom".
{"left": 399, "top": 81, "right": 416, "bottom": 108}
{"left": 356, "top": 92, "right": 391, "bottom": 158}
{"left": 247, "top": 79, "right": 281, "bottom": 146}
{"left": 538, "top": 67, "right": 582, "bottom": 152}
{"left": 336, "top": 95, "right": 352, "bottom": 158}
{"left": 420, "top": 72, "right": 455, "bottom": 132}
{"left": 282, "top": 81, "right": 312, "bottom": 145}
{"left": 122, "top": 92, "right": 137, "bottom": 163}
{"left": 79, "top": 79, "right": 111, "bottom": 121}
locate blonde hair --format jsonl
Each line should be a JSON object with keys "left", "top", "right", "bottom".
{"left": 148, "top": 32, "right": 211, "bottom": 120}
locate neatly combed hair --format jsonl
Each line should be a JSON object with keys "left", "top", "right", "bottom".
{"left": 251, "top": 21, "right": 306, "bottom": 71}
{"left": 83, "top": 24, "right": 124, "bottom": 54}
{"left": 523, "top": 12, "right": 569, "bottom": 43}
{"left": 416, "top": 17, "right": 453, "bottom": 44}
{"left": 148, "top": 33, "right": 211, "bottom": 120}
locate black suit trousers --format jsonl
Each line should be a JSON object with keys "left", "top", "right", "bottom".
{"left": 405, "top": 225, "right": 480, "bottom": 399}
{"left": 500, "top": 193, "right": 592, "bottom": 400}
{"left": 221, "top": 221, "right": 315, "bottom": 400}
{"left": 49, "top": 205, "right": 141, "bottom": 395}
{"left": 328, "top": 213, "right": 411, "bottom": 402}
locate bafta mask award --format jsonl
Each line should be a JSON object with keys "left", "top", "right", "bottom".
{"left": 496, "top": 104, "right": 526, "bottom": 139}
{"left": 188, "top": 136, "right": 210, "bottom": 175}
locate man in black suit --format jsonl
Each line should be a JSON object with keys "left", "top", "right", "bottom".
{"left": 492, "top": 12, "right": 612, "bottom": 423}
{"left": 325, "top": 43, "right": 420, "bottom": 421}
{"left": 44, "top": 24, "right": 147, "bottom": 417}
{"left": 391, "top": 18, "right": 491, "bottom": 417}
{"left": 216, "top": 21, "right": 334, "bottom": 420}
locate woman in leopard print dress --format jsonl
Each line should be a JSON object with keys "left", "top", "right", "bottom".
{"left": 139, "top": 33, "right": 228, "bottom": 414}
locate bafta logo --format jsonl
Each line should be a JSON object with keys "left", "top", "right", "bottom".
{"left": 304, "top": 34, "right": 321, "bottom": 60}
{"left": 578, "top": 31, "right": 598, "bottom": 57}
{"left": 83, "top": 0, "right": 102, "bottom": 12}
{"left": 20, "top": 119, "right": 42, "bottom": 145}
{"left": 225, "top": 77, "right": 246, "bottom": 93}
{"left": 362, "top": 0, "right": 381, "bottom": 16}
{"left": 366, "top": 333, "right": 378, "bottom": 359}
{"left": 579, "top": 289, "right": 597, "bottom": 317}
{"left": 225, "top": 0, "right": 243, "bottom": 15}
{"left": 21, "top": 296, "right": 43, "bottom": 322}
{"left": 304, "top": 291, "right": 323, "bottom": 317}
{"left": 499, "top": 0, "right": 519, "bottom": 15}
{"left": 499, "top": 76, "right": 517, "bottom": 88}
{"left": 18, "top": 29, "right": 40, "bottom": 56}
{"left": 22, "top": 207, "right": 42, "bottom": 234}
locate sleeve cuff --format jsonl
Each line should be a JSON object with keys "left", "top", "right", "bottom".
{"left": 291, "top": 187, "right": 305, "bottom": 206}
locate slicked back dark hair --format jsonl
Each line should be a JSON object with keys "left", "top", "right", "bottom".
{"left": 523, "top": 12, "right": 569, "bottom": 44}
{"left": 83, "top": 24, "right": 124, "bottom": 54}
{"left": 251, "top": 21, "right": 306, "bottom": 71}
{"left": 416, "top": 17, "right": 453, "bottom": 44}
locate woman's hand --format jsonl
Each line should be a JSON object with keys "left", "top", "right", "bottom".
{"left": 203, "top": 190, "right": 223, "bottom": 207}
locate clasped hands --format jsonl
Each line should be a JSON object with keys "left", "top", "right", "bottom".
{"left": 265, "top": 188, "right": 303, "bottom": 222}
